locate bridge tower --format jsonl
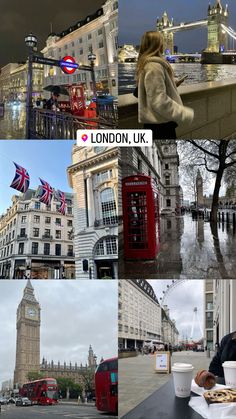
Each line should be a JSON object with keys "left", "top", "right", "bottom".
{"left": 207, "top": 0, "right": 228, "bottom": 52}
{"left": 157, "top": 12, "right": 174, "bottom": 54}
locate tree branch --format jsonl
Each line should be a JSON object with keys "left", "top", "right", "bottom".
{"left": 187, "top": 140, "right": 220, "bottom": 160}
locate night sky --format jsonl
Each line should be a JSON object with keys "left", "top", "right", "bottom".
{"left": 119, "top": 0, "right": 236, "bottom": 52}
{"left": 0, "top": 0, "right": 104, "bottom": 67}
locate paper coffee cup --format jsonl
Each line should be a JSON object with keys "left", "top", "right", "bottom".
{"left": 172, "top": 363, "right": 194, "bottom": 398}
{"left": 223, "top": 361, "right": 236, "bottom": 387}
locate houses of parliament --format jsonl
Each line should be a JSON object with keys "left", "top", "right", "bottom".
{"left": 14, "top": 280, "right": 98, "bottom": 389}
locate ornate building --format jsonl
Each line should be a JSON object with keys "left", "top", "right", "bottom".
{"left": 157, "top": 12, "right": 174, "bottom": 54}
{"left": 67, "top": 146, "right": 118, "bottom": 279}
{"left": 14, "top": 280, "right": 41, "bottom": 388}
{"left": 14, "top": 281, "right": 98, "bottom": 390}
{"left": 0, "top": 62, "right": 43, "bottom": 102}
{"left": 41, "top": 0, "right": 118, "bottom": 97}
{"left": 40, "top": 345, "right": 97, "bottom": 388}
{"left": 207, "top": 0, "right": 228, "bottom": 52}
{"left": 0, "top": 189, "right": 75, "bottom": 279}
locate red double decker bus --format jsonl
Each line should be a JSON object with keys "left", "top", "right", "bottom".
{"left": 20, "top": 378, "right": 58, "bottom": 405}
{"left": 95, "top": 357, "right": 118, "bottom": 415}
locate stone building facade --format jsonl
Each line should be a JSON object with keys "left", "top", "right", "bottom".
{"left": 67, "top": 146, "right": 118, "bottom": 279}
{"left": 41, "top": 0, "right": 118, "bottom": 97}
{"left": 0, "top": 62, "right": 43, "bottom": 102}
{"left": 0, "top": 189, "right": 75, "bottom": 279}
{"left": 118, "top": 279, "right": 179, "bottom": 349}
{"left": 204, "top": 279, "right": 214, "bottom": 350}
{"left": 119, "top": 141, "right": 181, "bottom": 216}
{"left": 213, "top": 279, "right": 236, "bottom": 346}
{"left": 118, "top": 279, "right": 162, "bottom": 350}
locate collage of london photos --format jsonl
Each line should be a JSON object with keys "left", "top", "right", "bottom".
{"left": 1, "top": 0, "right": 236, "bottom": 418}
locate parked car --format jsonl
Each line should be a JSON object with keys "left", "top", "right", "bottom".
{"left": 7, "top": 397, "right": 16, "bottom": 404}
{"left": 0, "top": 397, "right": 8, "bottom": 405}
{"left": 16, "top": 397, "right": 32, "bottom": 406}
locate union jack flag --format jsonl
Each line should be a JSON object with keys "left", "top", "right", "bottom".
{"left": 38, "top": 178, "right": 53, "bottom": 206}
{"left": 56, "top": 190, "right": 66, "bottom": 215}
{"left": 10, "top": 162, "right": 30, "bottom": 193}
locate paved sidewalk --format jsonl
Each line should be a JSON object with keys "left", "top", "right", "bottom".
{"left": 119, "top": 351, "right": 214, "bottom": 418}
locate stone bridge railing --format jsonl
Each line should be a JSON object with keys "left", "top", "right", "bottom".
{"left": 119, "top": 78, "right": 236, "bottom": 139}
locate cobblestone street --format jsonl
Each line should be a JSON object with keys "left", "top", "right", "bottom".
{"left": 119, "top": 351, "right": 214, "bottom": 418}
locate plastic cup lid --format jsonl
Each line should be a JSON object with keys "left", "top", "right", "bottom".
{"left": 172, "top": 363, "right": 194, "bottom": 372}
{"left": 223, "top": 361, "right": 236, "bottom": 368}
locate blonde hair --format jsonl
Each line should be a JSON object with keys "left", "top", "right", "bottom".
{"left": 136, "top": 31, "right": 174, "bottom": 81}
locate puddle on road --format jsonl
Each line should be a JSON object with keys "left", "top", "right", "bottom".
{"left": 119, "top": 214, "right": 236, "bottom": 279}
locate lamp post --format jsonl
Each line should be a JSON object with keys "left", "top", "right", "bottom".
{"left": 25, "top": 33, "right": 37, "bottom": 139}
{"left": 88, "top": 51, "right": 98, "bottom": 117}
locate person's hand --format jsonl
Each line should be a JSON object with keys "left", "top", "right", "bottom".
{"left": 176, "top": 75, "right": 188, "bottom": 87}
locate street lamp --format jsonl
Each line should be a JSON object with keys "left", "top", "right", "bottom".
{"left": 88, "top": 50, "right": 97, "bottom": 103}
{"left": 25, "top": 33, "right": 38, "bottom": 139}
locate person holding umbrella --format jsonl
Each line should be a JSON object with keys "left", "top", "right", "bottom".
{"left": 45, "top": 86, "right": 61, "bottom": 111}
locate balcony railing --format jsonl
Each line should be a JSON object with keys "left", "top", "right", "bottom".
{"left": 94, "top": 216, "right": 119, "bottom": 227}
{"left": 42, "top": 235, "right": 53, "bottom": 241}
{"left": 17, "top": 234, "right": 28, "bottom": 241}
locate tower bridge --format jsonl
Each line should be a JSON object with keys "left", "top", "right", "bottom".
{"left": 157, "top": 1, "right": 236, "bottom": 64}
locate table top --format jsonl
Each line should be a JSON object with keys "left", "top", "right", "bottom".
{"left": 122, "top": 379, "right": 202, "bottom": 419}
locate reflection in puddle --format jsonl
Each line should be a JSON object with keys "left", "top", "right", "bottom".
{"left": 119, "top": 214, "right": 236, "bottom": 279}
{"left": 0, "top": 104, "right": 26, "bottom": 139}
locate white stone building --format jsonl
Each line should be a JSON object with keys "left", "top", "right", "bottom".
{"left": 41, "top": 0, "right": 118, "bottom": 97}
{"left": 162, "top": 305, "right": 179, "bottom": 347}
{"left": 204, "top": 279, "right": 214, "bottom": 350}
{"left": 0, "top": 62, "right": 43, "bottom": 102}
{"left": 119, "top": 141, "right": 181, "bottom": 216}
{"left": 67, "top": 146, "right": 118, "bottom": 279}
{"left": 213, "top": 280, "right": 236, "bottom": 345}
{"left": 118, "top": 279, "right": 162, "bottom": 349}
{"left": 0, "top": 189, "right": 75, "bottom": 279}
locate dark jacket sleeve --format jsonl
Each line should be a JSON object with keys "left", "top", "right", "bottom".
{"left": 209, "top": 335, "right": 230, "bottom": 377}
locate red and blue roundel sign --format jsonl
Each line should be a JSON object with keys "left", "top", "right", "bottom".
{"left": 60, "top": 56, "right": 78, "bottom": 74}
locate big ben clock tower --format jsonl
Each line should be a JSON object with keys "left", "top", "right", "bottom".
{"left": 196, "top": 169, "right": 204, "bottom": 207}
{"left": 14, "top": 280, "right": 41, "bottom": 388}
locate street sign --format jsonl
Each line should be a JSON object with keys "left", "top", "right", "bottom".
{"left": 60, "top": 56, "right": 78, "bottom": 74}
{"left": 33, "top": 55, "right": 60, "bottom": 67}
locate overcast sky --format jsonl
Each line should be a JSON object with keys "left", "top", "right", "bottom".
{"left": 150, "top": 280, "right": 204, "bottom": 342}
{"left": 0, "top": 280, "right": 117, "bottom": 384}
{"left": 0, "top": 0, "right": 104, "bottom": 66}
{"left": 119, "top": 0, "right": 236, "bottom": 51}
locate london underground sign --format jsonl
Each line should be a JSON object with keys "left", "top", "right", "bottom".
{"left": 60, "top": 56, "right": 78, "bottom": 74}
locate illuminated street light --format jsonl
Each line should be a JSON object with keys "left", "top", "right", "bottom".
{"left": 25, "top": 33, "right": 38, "bottom": 139}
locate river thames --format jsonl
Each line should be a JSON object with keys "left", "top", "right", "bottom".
{"left": 119, "top": 62, "right": 236, "bottom": 95}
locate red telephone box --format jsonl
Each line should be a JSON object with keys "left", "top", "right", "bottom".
{"left": 122, "top": 175, "right": 161, "bottom": 260}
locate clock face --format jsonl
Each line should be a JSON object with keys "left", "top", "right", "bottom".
{"left": 26, "top": 307, "right": 36, "bottom": 317}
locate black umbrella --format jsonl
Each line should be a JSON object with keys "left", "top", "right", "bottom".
{"left": 43, "top": 85, "right": 69, "bottom": 96}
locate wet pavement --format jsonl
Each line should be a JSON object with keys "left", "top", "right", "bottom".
{"left": 0, "top": 103, "right": 26, "bottom": 139}
{"left": 119, "top": 213, "right": 236, "bottom": 279}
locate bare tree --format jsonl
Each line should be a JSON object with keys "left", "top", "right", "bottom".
{"left": 179, "top": 140, "right": 236, "bottom": 222}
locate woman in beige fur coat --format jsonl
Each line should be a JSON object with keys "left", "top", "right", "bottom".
{"left": 137, "top": 31, "right": 194, "bottom": 139}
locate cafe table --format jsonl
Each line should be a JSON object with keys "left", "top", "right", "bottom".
{"left": 122, "top": 378, "right": 203, "bottom": 419}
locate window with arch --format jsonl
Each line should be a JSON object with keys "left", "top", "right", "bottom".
{"left": 95, "top": 236, "right": 117, "bottom": 257}
{"left": 100, "top": 188, "right": 117, "bottom": 225}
